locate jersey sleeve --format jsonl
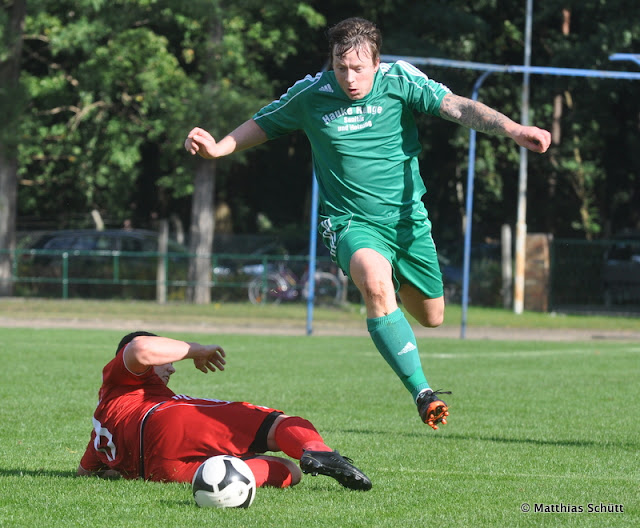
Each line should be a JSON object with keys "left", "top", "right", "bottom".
{"left": 252, "top": 73, "right": 322, "bottom": 139}
{"left": 79, "top": 434, "right": 107, "bottom": 472}
{"left": 391, "top": 60, "right": 451, "bottom": 116}
{"left": 102, "top": 349, "right": 156, "bottom": 388}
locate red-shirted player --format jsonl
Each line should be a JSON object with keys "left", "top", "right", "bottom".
{"left": 77, "top": 331, "right": 371, "bottom": 491}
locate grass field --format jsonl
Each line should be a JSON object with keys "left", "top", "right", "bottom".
{"left": 0, "top": 317, "right": 638, "bottom": 528}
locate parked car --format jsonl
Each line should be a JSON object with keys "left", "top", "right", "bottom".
{"left": 437, "top": 241, "right": 502, "bottom": 306}
{"left": 18, "top": 229, "right": 191, "bottom": 299}
{"left": 602, "top": 232, "right": 640, "bottom": 307}
{"left": 22, "top": 229, "right": 188, "bottom": 256}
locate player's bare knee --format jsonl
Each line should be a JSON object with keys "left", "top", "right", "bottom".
{"left": 357, "top": 279, "right": 386, "bottom": 305}
{"left": 417, "top": 311, "right": 444, "bottom": 328}
{"left": 427, "top": 313, "right": 444, "bottom": 327}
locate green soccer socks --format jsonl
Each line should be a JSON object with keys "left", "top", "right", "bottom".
{"left": 367, "top": 308, "right": 430, "bottom": 401}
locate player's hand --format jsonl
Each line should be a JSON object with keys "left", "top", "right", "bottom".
{"left": 513, "top": 125, "right": 551, "bottom": 153}
{"left": 77, "top": 465, "right": 121, "bottom": 479}
{"left": 185, "top": 127, "right": 219, "bottom": 159}
{"left": 191, "top": 344, "right": 226, "bottom": 373}
{"left": 98, "top": 469, "right": 122, "bottom": 480}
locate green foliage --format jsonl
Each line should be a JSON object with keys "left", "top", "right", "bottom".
{"left": 15, "top": 0, "right": 324, "bottom": 227}
{"left": 365, "top": 0, "right": 640, "bottom": 240}
{"left": 10, "top": 0, "right": 640, "bottom": 239}
{"left": 17, "top": 2, "right": 198, "bottom": 221}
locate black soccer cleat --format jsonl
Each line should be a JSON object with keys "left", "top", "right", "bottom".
{"left": 300, "top": 450, "right": 372, "bottom": 491}
{"left": 417, "top": 389, "right": 451, "bottom": 430}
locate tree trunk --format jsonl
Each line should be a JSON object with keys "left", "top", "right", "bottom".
{"left": 0, "top": 147, "right": 18, "bottom": 296}
{"left": 187, "top": 159, "right": 215, "bottom": 304}
{"left": 547, "top": 8, "right": 571, "bottom": 229}
{"left": 0, "top": 0, "right": 26, "bottom": 297}
{"left": 551, "top": 9, "right": 571, "bottom": 148}
{"left": 185, "top": 15, "right": 222, "bottom": 305}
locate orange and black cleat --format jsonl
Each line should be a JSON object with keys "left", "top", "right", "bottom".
{"left": 416, "top": 389, "right": 451, "bottom": 430}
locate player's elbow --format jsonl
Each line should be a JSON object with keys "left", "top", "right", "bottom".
{"left": 122, "top": 336, "right": 157, "bottom": 373}
{"left": 127, "top": 337, "right": 156, "bottom": 366}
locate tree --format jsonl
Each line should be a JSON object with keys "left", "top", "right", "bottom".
{"left": 18, "top": 1, "right": 199, "bottom": 226}
{"left": 0, "top": 0, "right": 26, "bottom": 296}
{"left": 173, "top": 1, "right": 325, "bottom": 303}
{"left": 365, "top": 0, "right": 640, "bottom": 240}
{"left": 11, "top": 0, "right": 640, "bottom": 283}
{"left": 12, "top": 1, "right": 325, "bottom": 302}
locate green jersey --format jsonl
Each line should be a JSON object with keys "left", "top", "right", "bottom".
{"left": 253, "top": 60, "right": 451, "bottom": 223}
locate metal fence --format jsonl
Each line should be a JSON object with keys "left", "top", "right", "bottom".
{"left": 2, "top": 238, "right": 639, "bottom": 313}
{"left": 3, "top": 248, "right": 346, "bottom": 305}
{"left": 550, "top": 238, "right": 640, "bottom": 313}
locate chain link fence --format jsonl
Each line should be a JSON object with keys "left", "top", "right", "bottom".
{"left": 2, "top": 231, "right": 639, "bottom": 313}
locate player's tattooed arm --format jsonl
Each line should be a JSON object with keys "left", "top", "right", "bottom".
{"left": 439, "top": 93, "right": 515, "bottom": 137}
{"left": 439, "top": 93, "right": 551, "bottom": 153}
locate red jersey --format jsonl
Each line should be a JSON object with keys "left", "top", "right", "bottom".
{"left": 79, "top": 348, "right": 174, "bottom": 478}
{"left": 79, "top": 349, "right": 282, "bottom": 482}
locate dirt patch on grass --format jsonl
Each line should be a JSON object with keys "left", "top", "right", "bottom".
{"left": 1, "top": 315, "right": 638, "bottom": 341}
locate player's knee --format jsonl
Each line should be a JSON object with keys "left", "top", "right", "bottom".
{"left": 357, "top": 279, "right": 387, "bottom": 304}
{"left": 350, "top": 251, "right": 393, "bottom": 305}
{"left": 417, "top": 310, "right": 444, "bottom": 328}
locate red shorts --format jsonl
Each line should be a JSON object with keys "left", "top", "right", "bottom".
{"left": 142, "top": 397, "right": 282, "bottom": 482}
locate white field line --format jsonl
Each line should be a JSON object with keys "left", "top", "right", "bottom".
{"left": 377, "top": 467, "right": 640, "bottom": 482}
{"left": 363, "top": 347, "right": 639, "bottom": 359}
{"left": 426, "top": 348, "right": 640, "bottom": 359}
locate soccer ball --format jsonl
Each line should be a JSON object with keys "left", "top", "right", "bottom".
{"left": 192, "top": 455, "right": 256, "bottom": 508}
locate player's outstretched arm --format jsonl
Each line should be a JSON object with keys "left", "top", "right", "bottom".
{"left": 439, "top": 93, "right": 551, "bottom": 153}
{"left": 77, "top": 443, "right": 122, "bottom": 479}
{"left": 123, "top": 335, "right": 226, "bottom": 374}
{"left": 184, "top": 119, "right": 268, "bottom": 159}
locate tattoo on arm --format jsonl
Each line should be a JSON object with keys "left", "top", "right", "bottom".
{"left": 439, "top": 94, "right": 513, "bottom": 136}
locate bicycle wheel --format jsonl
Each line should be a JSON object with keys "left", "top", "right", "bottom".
{"left": 248, "top": 274, "right": 286, "bottom": 305}
{"left": 302, "top": 271, "right": 342, "bottom": 305}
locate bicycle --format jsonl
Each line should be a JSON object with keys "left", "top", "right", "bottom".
{"left": 247, "top": 261, "right": 343, "bottom": 306}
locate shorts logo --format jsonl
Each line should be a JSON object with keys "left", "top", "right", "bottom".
{"left": 320, "top": 218, "right": 337, "bottom": 257}
{"left": 398, "top": 342, "right": 417, "bottom": 355}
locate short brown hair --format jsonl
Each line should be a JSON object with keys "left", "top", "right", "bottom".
{"left": 328, "top": 17, "right": 382, "bottom": 64}
{"left": 116, "top": 331, "right": 157, "bottom": 356}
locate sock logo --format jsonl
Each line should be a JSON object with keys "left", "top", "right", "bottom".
{"left": 397, "top": 342, "right": 417, "bottom": 355}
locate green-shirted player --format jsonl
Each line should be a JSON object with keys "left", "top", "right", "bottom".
{"left": 186, "top": 17, "right": 551, "bottom": 430}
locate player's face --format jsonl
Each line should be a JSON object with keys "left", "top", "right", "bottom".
{"left": 154, "top": 363, "right": 175, "bottom": 385}
{"left": 332, "top": 45, "right": 380, "bottom": 100}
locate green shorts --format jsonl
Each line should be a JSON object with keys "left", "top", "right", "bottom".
{"left": 318, "top": 209, "right": 443, "bottom": 298}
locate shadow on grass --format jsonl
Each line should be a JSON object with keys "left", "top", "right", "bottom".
{"left": 440, "top": 433, "right": 640, "bottom": 451}
{"left": 0, "top": 468, "right": 77, "bottom": 478}
{"left": 338, "top": 428, "right": 639, "bottom": 451}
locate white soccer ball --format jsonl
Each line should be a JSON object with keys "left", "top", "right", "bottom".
{"left": 192, "top": 455, "right": 256, "bottom": 508}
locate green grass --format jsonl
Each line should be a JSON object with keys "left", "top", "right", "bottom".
{"left": 0, "top": 323, "right": 638, "bottom": 527}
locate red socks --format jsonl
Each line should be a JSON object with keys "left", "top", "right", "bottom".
{"left": 245, "top": 416, "right": 333, "bottom": 488}
{"left": 272, "top": 416, "right": 332, "bottom": 459}
{"left": 244, "top": 457, "right": 294, "bottom": 488}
